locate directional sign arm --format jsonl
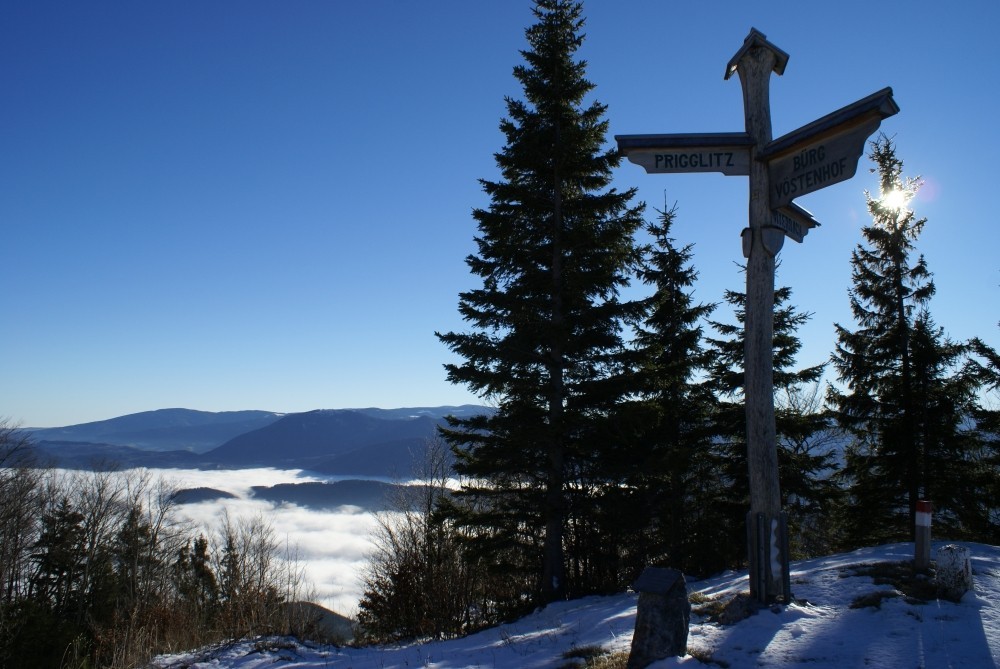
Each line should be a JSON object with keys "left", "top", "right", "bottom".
{"left": 615, "top": 132, "right": 754, "bottom": 176}
{"left": 760, "top": 88, "right": 899, "bottom": 160}
{"left": 761, "top": 88, "right": 899, "bottom": 208}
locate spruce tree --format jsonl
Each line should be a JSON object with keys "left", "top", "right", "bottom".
{"left": 31, "top": 497, "right": 87, "bottom": 617}
{"left": 437, "top": 0, "right": 644, "bottom": 604}
{"left": 622, "top": 203, "right": 719, "bottom": 575}
{"left": 173, "top": 535, "right": 219, "bottom": 628}
{"left": 706, "top": 280, "right": 836, "bottom": 564}
{"left": 113, "top": 505, "right": 158, "bottom": 612}
{"left": 970, "top": 334, "right": 1000, "bottom": 543}
{"left": 830, "top": 135, "right": 983, "bottom": 544}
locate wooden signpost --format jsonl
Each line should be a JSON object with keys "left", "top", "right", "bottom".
{"left": 616, "top": 28, "right": 898, "bottom": 603}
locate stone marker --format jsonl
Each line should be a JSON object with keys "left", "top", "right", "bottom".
{"left": 936, "top": 544, "right": 973, "bottom": 602}
{"left": 627, "top": 567, "right": 690, "bottom": 669}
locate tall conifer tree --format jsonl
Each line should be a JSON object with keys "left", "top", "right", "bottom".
{"left": 830, "top": 136, "right": 983, "bottom": 544}
{"left": 436, "top": 0, "right": 643, "bottom": 605}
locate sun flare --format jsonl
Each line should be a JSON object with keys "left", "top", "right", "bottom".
{"left": 881, "top": 188, "right": 911, "bottom": 213}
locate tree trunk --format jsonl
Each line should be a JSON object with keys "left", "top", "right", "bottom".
{"left": 542, "top": 149, "right": 567, "bottom": 603}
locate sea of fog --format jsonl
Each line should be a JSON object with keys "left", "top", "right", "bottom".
{"left": 126, "top": 468, "right": 383, "bottom": 617}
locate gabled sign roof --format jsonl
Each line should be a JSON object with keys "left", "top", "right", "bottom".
{"left": 724, "top": 28, "right": 789, "bottom": 80}
{"left": 760, "top": 88, "right": 899, "bottom": 160}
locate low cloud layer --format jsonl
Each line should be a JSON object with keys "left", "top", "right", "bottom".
{"left": 150, "top": 468, "right": 382, "bottom": 616}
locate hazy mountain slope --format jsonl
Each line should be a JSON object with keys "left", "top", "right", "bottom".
{"left": 303, "top": 437, "right": 439, "bottom": 478}
{"left": 25, "top": 406, "right": 490, "bottom": 474}
{"left": 30, "top": 440, "right": 206, "bottom": 469}
{"left": 27, "top": 408, "right": 282, "bottom": 453}
{"left": 203, "top": 410, "right": 440, "bottom": 466}
{"left": 248, "top": 479, "right": 430, "bottom": 511}
{"left": 349, "top": 405, "right": 492, "bottom": 421}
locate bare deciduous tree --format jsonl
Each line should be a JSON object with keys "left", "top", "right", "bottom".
{"left": 358, "top": 436, "right": 487, "bottom": 643}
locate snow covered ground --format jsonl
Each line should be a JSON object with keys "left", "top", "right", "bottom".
{"left": 150, "top": 541, "right": 1000, "bottom": 668}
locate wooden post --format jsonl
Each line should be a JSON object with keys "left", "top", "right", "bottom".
{"left": 727, "top": 29, "right": 786, "bottom": 603}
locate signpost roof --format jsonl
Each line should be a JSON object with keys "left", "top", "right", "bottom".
{"left": 725, "top": 28, "right": 789, "bottom": 80}
{"left": 615, "top": 132, "right": 752, "bottom": 152}
{"left": 760, "top": 88, "right": 899, "bottom": 160}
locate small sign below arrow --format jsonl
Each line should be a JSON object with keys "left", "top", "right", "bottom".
{"left": 768, "top": 202, "right": 820, "bottom": 243}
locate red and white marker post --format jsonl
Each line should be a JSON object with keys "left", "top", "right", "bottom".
{"left": 915, "top": 500, "right": 932, "bottom": 571}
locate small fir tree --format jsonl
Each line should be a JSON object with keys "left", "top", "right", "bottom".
{"left": 830, "top": 135, "right": 984, "bottom": 544}
{"left": 113, "top": 505, "right": 157, "bottom": 610}
{"left": 173, "top": 534, "right": 219, "bottom": 627}
{"left": 30, "top": 497, "right": 87, "bottom": 617}
{"left": 969, "top": 333, "right": 1000, "bottom": 542}
{"left": 621, "top": 203, "right": 719, "bottom": 575}
{"left": 706, "top": 279, "right": 836, "bottom": 564}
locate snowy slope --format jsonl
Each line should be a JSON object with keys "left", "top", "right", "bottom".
{"left": 150, "top": 542, "right": 1000, "bottom": 669}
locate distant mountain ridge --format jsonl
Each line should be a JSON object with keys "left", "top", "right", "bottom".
{"left": 27, "top": 408, "right": 284, "bottom": 453}
{"left": 25, "top": 405, "right": 490, "bottom": 478}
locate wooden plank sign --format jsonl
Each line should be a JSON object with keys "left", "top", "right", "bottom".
{"left": 768, "top": 202, "right": 819, "bottom": 243}
{"left": 616, "top": 132, "right": 754, "bottom": 176}
{"left": 762, "top": 88, "right": 899, "bottom": 208}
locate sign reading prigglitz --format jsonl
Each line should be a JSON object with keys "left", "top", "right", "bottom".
{"left": 639, "top": 148, "right": 750, "bottom": 175}
{"left": 617, "top": 132, "right": 754, "bottom": 177}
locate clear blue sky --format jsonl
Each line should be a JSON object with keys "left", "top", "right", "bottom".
{"left": 3, "top": 1, "right": 997, "bottom": 427}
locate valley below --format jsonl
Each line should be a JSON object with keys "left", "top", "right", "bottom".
{"left": 19, "top": 406, "right": 490, "bottom": 616}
